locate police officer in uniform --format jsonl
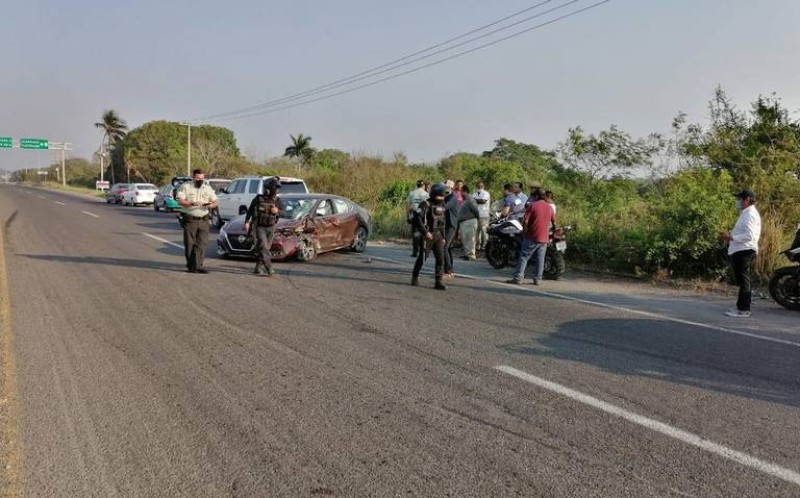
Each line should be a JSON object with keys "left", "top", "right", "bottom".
{"left": 411, "top": 182, "right": 448, "bottom": 290}
{"left": 244, "top": 177, "right": 282, "bottom": 276}
{"left": 177, "top": 169, "right": 218, "bottom": 273}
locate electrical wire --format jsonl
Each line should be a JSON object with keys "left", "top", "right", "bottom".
{"left": 191, "top": 0, "right": 563, "bottom": 122}
{"left": 198, "top": 0, "right": 610, "bottom": 123}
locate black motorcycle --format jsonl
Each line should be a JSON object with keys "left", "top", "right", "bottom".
{"left": 769, "top": 225, "right": 800, "bottom": 310}
{"left": 484, "top": 217, "right": 571, "bottom": 279}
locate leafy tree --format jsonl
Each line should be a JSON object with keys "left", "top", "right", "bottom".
{"left": 482, "top": 138, "right": 559, "bottom": 180}
{"left": 283, "top": 133, "right": 315, "bottom": 169}
{"left": 559, "top": 125, "right": 665, "bottom": 180}
{"left": 123, "top": 121, "right": 240, "bottom": 184}
{"left": 94, "top": 109, "right": 128, "bottom": 184}
{"left": 312, "top": 148, "right": 350, "bottom": 171}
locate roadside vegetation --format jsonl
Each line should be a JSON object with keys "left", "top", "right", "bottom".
{"left": 12, "top": 88, "right": 800, "bottom": 283}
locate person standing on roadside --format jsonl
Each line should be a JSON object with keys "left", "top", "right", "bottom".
{"left": 501, "top": 182, "right": 527, "bottom": 221}
{"left": 443, "top": 180, "right": 461, "bottom": 278}
{"left": 458, "top": 184, "right": 480, "bottom": 261}
{"left": 507, "top": 188, "right": 555, "bottom": 285}
{"left": 719, "top": 189, "right": 761, "bottom": 317}
{"left": 177, "top": 169, "right": 218, "bottom": 274}
{"left": 406, "top": 179, "right": 429, "bottom": 258}
{"left": 544, "top": 190, "right": 557, "bottom": 216}
{"left": 473, "top": 181, "right": 491, "bottom": 251}
{"left": 411, "top": 182, "right": 448, "bottom": 290}
{"left": 244, "top": 177, "right": 283, "bottom": 277}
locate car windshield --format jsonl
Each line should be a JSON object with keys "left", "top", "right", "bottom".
{"left": 137, "top": 184, "right": 157, "bottom": 190}
{"left": 280, "top": 198, "right": 316, "bottom": 220}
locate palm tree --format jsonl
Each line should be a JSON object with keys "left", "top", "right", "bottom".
{"left": 283, "top": 133, "right": 315, "bottom": 170}
{"left": 94, "top": 110, "right": 128, "bottom": 183}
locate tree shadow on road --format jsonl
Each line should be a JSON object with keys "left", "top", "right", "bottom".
{"left": 498, "top": 318, "right": 800, "bottom": 408}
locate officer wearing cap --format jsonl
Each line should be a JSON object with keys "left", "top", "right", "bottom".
{"left": 244, "top": 177, "right": 283, "bottom": 276}
{"left": 719, "top": 189, "right": 761, "bottom": 317}
{"left": 177, "top": 169, "right": 218, "bottom": 273}
{"left": 411, "top": 182, "right": 448, "bottom": 290}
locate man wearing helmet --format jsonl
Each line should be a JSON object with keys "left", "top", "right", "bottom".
{"left": 244, "top": 177, "right": 283, "bottom": 276}
{"left": 410, "top": 182, "right": 448, "bottom": 290}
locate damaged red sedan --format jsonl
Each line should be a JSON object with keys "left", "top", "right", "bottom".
{"left": 216, "top": 193, "right": 371, "bottom": 261}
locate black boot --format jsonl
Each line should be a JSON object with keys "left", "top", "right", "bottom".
{"left": 411, "top": 276, "right": 419, "bottom": 286}
{"left": 434, "top": 279, "right": 447, "bottom": 290}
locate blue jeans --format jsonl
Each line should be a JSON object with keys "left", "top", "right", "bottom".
{"left": 513, "top": 239, "right": 547, "bottom": 282}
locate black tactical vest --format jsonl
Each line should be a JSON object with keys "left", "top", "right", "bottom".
{"left": 257, "top": 195, "right": 279, "bottom": 226}
{"left": 430, "top": 204, "right": 446, "bottom": 232}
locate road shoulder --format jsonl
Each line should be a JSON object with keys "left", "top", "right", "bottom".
{"left": 0, "top": 193, "right": 23, "bottom": 498}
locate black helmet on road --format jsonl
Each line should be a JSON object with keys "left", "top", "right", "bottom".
{"left": 429, "top": 182, "right": 447, "bottom": 198}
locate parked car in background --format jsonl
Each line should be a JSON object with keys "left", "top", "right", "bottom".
{"left": 154, "top": 185, "right": 175, "bottom": 212}
{"left": 213, "top": 175, "right": 308, "bottom": 228}
{"left": 121, "top": 183, "right": 158, "bottom": 206}
{"left": 105, "top": 183, "right": 130, "bottom": 204}
{"left": 154, "top": 176, "right": 191, "bottom": 212}
{"left": 217, "top": 193, "right": 370, "bottom": 261}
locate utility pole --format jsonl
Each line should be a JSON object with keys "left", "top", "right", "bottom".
{"left": 181, "top": 122, "right": 192, "bottom": 176}
{"left": 99, "top": 142, "right": 105, "bottom": 183}
{"left": 49, "top": 142, "right": 72, "bottom": 186}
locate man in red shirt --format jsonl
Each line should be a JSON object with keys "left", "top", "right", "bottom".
{"left": 507, "top": 188, "right": 555, "bottom": 285}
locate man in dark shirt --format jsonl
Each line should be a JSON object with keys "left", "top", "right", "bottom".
{"left": 507, "top": 188, "right": 555, "bottom": 285}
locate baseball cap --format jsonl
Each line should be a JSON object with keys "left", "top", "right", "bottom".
{"left": 734, "top": 189, "right": 756, "bottom": 201}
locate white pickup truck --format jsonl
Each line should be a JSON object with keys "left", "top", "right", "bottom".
{"left": 213, "top": 175, "right": 308, "bottom": 228}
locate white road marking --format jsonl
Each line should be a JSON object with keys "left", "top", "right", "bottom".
{"left": 36, "top": 195, "right": 45, "bottom": 199}
{"left": 497, "top": 365, "right": 800, "bottom": 487}
{"left": 142, "top": 232, "right": 184, "bottom": 250}
{"left": 371, "top": 253, "right": 800, "bottom": 348}
{"left": 54, "top": 201, "right": 66, "bottom": 206}
{"left": 81, "top": 210, "right": 99, "bottom": 218}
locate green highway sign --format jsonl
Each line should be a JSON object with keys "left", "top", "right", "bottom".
{"left": 20, "top": 138, "right": 49, "bottom": 149}
{"left": 0, "top": 137, "right": 11, "bottom": 148}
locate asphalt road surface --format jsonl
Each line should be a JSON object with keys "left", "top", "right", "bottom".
{"left": 1, "top": 184, "right": 799, "bottom": 497}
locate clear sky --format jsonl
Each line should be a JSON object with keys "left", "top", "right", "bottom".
{"left": 1, "top": 0, "right": 799, "bottom": 172}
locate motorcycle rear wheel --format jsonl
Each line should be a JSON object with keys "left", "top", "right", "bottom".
{"left": 543, "top": 248, "right": 565, "bottom": 280}
{"left": 769, "top": 267, "right": 800, "bottom": 311}
{"left": 485, "top": 241, "right": 508, "bottom": 269}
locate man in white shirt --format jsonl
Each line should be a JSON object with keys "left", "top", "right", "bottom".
{"left": 472, "top": 181, "right": 491, "bottom": 251}
{"left": 720, "top": 189, "right": 761, "bottom": 317}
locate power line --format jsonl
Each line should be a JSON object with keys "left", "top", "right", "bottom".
{"left": 206, "top": 1, "right": 611, "bottom": 123}
{"left": 190, "top": 0, "right": 570, "bottom": 122}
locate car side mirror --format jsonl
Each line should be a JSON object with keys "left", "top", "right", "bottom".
{"left": 219, "top": 188, "right": 227, "bottom": 194}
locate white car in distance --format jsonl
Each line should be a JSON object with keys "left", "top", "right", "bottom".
{"left": 121, "top": 183, "right": 159, "bottom": 206}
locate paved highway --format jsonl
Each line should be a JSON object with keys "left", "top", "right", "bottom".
{"left": 0, "top": 184, "right": 798, "bottom": 497}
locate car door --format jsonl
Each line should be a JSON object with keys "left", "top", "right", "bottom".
{"left": 332, "top": 198, "right": 358, "bottom": 248}
{"left": 218, "top": 179, "right": 242, "bottom": 219}
{"left": 311, "top": 199, "right": 338, "bottom": 251}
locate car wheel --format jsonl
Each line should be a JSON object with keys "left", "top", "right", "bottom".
{"left": 351, "top": 226, "right": 368, "bottom": 253}
{"left": 296, "top": 238, "right": 316, "bottom": 262}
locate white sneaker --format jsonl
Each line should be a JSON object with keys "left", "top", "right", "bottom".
{"left": 724, "top": 309, "right": 751, "bottom": 317}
